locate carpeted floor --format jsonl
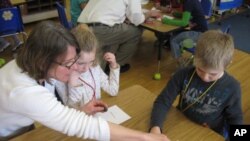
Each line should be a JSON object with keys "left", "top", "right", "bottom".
{"left": 209, "top": 9, "right": 250, "bottom": 53}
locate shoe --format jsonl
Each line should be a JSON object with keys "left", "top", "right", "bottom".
{"left": 12, "top": 41, "right": 23, "bottom": 51}
{"left": 154, "top": 39, "right": 170, "bottom": 49}
{"left": 162, "top": 39, "right": 170, "bottom": 49}
{"left": 0, "top": 42, "right": 10, "bottom": 52}
{"left": 120, "top": 64, "right": 130, "bottom": 73}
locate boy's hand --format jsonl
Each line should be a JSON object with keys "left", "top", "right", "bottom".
{"left": 80, "top": 98, "right": 108, "bottom": 115}
{"left": 150, "top": 126, "right": 162, "bottom": 134}
{"left": 149, "top": 10, "right": 161, "bottom": 18}
{"left": 103, "top": 52, "right": 118, "bottom": 69}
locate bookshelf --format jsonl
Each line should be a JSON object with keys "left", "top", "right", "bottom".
{"left": 11, "top": 0, "right": 65, "bottom": 23}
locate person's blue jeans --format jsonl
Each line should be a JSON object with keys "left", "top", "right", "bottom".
{"left": 170, "top": 31, "right": 202, "bottom": 59}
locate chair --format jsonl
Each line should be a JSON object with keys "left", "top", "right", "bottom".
{"left": 55, "top": 2, "right": 73, "bottom": 30}
{"left": 0, "top": 6, "right": 27, "bottom": 50}
{"left": 221, "top": 24, "right": 231, "bottom": 34}
{"left": 200, "top": 0, "right": 213, "bottom": 19}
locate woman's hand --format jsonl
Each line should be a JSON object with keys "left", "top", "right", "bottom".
{"left": 80, "top": 98, "right": 108, "bottom": 115}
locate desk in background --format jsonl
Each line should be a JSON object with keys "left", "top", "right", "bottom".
{"left": 11, "top": 85, "right": 224, "bottom": 141}
{"left": 141, "top": 2, "right": 185, "bottom": 76}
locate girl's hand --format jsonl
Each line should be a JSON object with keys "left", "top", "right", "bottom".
{"left": 103, "top": 52, "right": 118, "bottom": 69}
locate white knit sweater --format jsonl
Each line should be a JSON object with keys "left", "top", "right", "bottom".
{"left": 0, "top": 60, "right": 110, "bottom": 140}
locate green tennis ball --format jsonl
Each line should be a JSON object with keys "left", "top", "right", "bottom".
{"left": 153, "top": 73, "right": 161, "bottom": 80}
{"left": 182, "top": 38, "right": 194, "bottom": 49}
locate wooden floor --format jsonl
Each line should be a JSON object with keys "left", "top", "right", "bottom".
{"left": 0, "top": 20, "right": 249, "bottom": 124}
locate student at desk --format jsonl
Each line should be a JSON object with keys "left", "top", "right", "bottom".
{"left": 70, "top": 0, "right": 88, "bottom": 27}
{"left": 154, "top": 0, "right": 208, "bottom": 66}
{"left": 149, "top": 30, "right": 243, "bottom": 140}
{"left": 0, "top": 21, "right": 169, "bottom": 141}
{"left": 156, "top": 0, "right": 208, "bottom": 32}
{"left": 64, "top": 25, "right": 120, "bottom": 114}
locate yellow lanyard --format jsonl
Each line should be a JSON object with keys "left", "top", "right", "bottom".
{"left": 180, "top": 70, "right": 217, "bottom": 112}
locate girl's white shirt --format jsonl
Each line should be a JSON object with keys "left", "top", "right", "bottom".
{"left": 0, "top": 60, "right": 110, "bottom": 140}
{"left": 66, "top": 65, "right": 120, "bottom": 108}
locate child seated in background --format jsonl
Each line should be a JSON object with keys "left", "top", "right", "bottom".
{"left": 70, "top": 0, "right": 89, "bottom": 27}
{"left": 149, "top": 30, "right": 243, "bottom": 141}
{"left": 68, "top": 25, "right": 120, "bottom": 114}
{"left": 157, "top": 0, "right": 208, "bottom": 32}
{"left": 154, "top": 0, "right": 208, "bottom": 66}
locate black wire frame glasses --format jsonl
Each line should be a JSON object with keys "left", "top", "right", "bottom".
{"left": 53, "top": 54, "right": 80, "bottom": 69}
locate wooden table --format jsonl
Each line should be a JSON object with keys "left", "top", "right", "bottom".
{"left": 11, "top": 85, "right": 224, "bottom": 141}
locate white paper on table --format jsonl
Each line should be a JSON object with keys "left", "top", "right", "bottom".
{"left": 95, "top": 105, "right": 131, "bottom": 124}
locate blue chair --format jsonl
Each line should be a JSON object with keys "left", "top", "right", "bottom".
{"left": 0, "top": 6, "right": 27, "bottom": 50}
{"left": 221, "top": 24, "right": 231, "bottom": 34}
{"left": 55, "top": 2, "right": 73, "bottom": 30}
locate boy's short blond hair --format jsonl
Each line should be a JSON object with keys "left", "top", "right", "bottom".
{"left": 194, "top": 30, "right": 234, "bottom": 70}
{"left": 71, "top": 24, "right": 99, "bottom": 66}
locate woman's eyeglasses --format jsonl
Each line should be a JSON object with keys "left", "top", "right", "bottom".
{"left": 54, "top": 55, "right": 80, "bottom": 69}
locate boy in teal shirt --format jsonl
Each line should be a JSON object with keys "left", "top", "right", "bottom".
{"left": 70, "top": 0, "right": 88, "bottom": 26}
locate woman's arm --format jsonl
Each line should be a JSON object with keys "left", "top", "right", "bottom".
{"left": 109, "top": 122, "right": 170, "bottom": 141}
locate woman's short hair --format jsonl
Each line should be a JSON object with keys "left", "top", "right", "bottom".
{"left": 16, "top": 21, "right": 80, "bottom": 81}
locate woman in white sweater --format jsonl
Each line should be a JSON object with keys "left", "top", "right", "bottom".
{"left": 0, "top": 21, "right": 169, "bottom": 141}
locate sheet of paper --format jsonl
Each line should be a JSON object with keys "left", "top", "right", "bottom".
{"left": 95, "top": 105, "right": 131, "bottom": 124}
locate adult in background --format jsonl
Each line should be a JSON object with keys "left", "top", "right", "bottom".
{"left": 0, "top": 20, "right": 169, "bottom": 141}
{"left": 77, "top": 0, "right": 160, "bottom": 73}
